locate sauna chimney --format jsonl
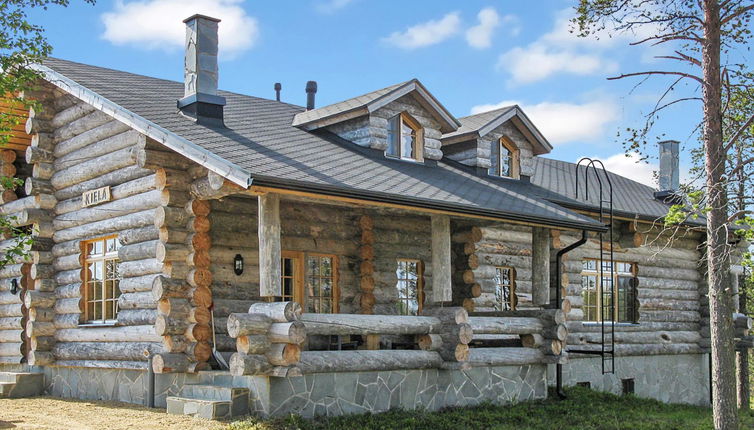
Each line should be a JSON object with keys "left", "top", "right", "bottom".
{"left": 654, "top": 140, "right": 681, "bottom": 202}
{"left": 306, "top": 81, "right": 317, "bottom": 110}
{"left": 177, "top": 14, "right": 226, "bottom": 126}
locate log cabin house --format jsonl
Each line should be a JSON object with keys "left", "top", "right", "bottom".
{"left": 0, "top": 14, "right": 750, "bottom": 420}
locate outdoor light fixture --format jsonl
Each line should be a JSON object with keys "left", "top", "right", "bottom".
{"left": 10, "top": 279, "right": 18, "bottom": 295}
{"left": 234, "top": 254, "right": 244, "bottom": 275}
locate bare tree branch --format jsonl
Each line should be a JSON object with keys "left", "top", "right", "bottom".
{"left": 608, "top": 70, "right": 705, "bottom": 84}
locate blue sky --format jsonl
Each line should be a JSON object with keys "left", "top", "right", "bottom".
{"left": 30, "top": 0, "right": 718, "bottom": 186}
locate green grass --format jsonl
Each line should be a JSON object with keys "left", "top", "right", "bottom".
{"left": 227, "top": 387, "right": 754, "bottom": 430}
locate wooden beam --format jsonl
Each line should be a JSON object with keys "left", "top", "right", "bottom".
{"left": 531, "top": 227, "right": 550, "bottom": 306}
{"left": 258, "top": 193, "right": 281, "bottom": 297}
{"left": 431, "top": 215, "right": 452, "bottom": 302}
{"left": 246, "top": 186, "right": 585, "bottom": 232}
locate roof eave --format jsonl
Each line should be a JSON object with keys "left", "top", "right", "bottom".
{"left": 33, "top": 63, "right": 253, "bottom": 188}
{"left": 250, "top": 175, "right": 607, "bottom": 232}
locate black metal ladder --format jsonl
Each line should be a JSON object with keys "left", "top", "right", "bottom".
{"left": 569, "top": 158, "right": 615, "bottom": 375}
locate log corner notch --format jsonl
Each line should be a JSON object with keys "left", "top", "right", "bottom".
{"left": 258, "top": 193, "right": 281, "bottom": 298}
{"left": 450, "top": 225, "right": 483, "bottom": 313}
{"left": 18, "top": 87, "right": 62, "bottom": 366}
{"left": 228, "top": 301, "right": 303, "bottom": 376}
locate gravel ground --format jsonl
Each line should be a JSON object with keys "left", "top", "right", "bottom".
{"left": 0, "top": 397, "right": 225, "bottom": 430}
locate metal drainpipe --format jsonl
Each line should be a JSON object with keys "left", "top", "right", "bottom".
{"left": 147, "top": 353, "right": 155, "bottom": 408}
{"left": 554, "top": 230, "right": 588, "bottom": 399}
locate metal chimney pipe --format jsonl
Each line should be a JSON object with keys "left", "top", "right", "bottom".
{"left": 177, "top": 14, "right": 226, "bottom": 126}
{"left": 306, "top": 81, "right": 317, "bottom": 110}
{"left": 274, "top": 83, "right": 282, "bottom": 102}
{"left": 658, "top": 140, "right": 680, "bottom": 192}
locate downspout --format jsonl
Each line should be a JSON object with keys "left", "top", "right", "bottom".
{"left": 555, "top": 230, "right": 588, "bottom": 399}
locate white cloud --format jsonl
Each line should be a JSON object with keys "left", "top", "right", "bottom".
{"left": 497, "top": 44, "right": 617, "bottom": 84}
{"left": 465, "top": 7, "right": 500, "bottom": 49}
{"left": 597, "top": 152, "right": 656, "bottom": 187}
{"left": 383, "top": 12, "right": 461, "bottom": 50}
{"left": 471, "top": 99, "right": 620, "bottom": 145}
{"left": 101, "top": 0, "right": 259, "bottom": 57}
{"left": 315, "top": 0, "right": 354, "bottom": 14}
{"left": 497, "top": 7, "right": 657, "bottom": 85}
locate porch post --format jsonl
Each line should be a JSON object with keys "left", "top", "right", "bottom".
{"left": 531, "top": 227, "right": 551, "bottom": 306}
{"left": 431, "top": 215, "right": 452, "bottom": 302}
{"left": 258, "top": 193, "right": 281, "bottom": 297}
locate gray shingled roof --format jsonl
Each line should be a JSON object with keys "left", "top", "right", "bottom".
{"left": 444, "top": 106, "right": 515, "bottom": 138}
{"left": 41, "top": 58, "right": 604, "bottom": 231}
{"left": 530, "top": 157, "right": 701, "bottom": 225}
{"left": 442, "top": 106, "right": 552, "bottom": 155}
{"left": 291, "top": 81, "right": 405, "bottom": 126}
{"left": 291, "top": 78, "right": 461, "bottom": 133}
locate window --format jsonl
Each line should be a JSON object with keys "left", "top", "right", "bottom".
{"left": 275, "top": 251, "right": 338, "bottom": 314}
{"left": 396, "top": 259, "right": 423, "bottom": 315}
{"left": 490, "top": 137, "right": 520, "bottom": 179}
{"left": 386, "top": 113, "right": 423, "bottom": 161}
{"left": 493, "top": 266, "right": 516, "bottom": 310}
{"left": 305, "top": 254, "right": 338, "bottom": 313}
{"left": 82, "top": 236, "right": 121, "bottom": 323}
{"left": 581, "top": 259, "right": 638, "bottom": 323}
{"left": 622, "top": 378, "right": 635, "bottom": 395}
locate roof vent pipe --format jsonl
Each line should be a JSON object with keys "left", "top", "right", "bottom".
{"left": 274, "top": 83, "right": 282, "bottom": 102}
{"left": 177, "top": 14, "right": 226, "bottom": 126}
{"left": 654, "top": 140, "right": 681, "bottom": 202}
{"left": 306, "top": 81, "right": 317, "bottom": 110}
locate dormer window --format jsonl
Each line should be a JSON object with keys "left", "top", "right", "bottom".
{"left": 490, "top": 137, "right": 520, "bottom": 179}
{"left": 386, "top": 112, "right": 423, "bottom": 161}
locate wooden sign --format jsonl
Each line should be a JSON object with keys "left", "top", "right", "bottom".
{"left": 82, "top": 186, "right": 111, "bottom": 208}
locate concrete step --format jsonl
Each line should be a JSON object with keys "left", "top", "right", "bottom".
{"left": 0, "top": 372, "right": 43, "bottom": 398}
{"left": 180, "top": 384, "right": 248, "bottom": 402}
{"left": 166, "top": 396, "right": 234, "bottom": 420}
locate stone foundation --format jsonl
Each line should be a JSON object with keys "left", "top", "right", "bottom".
{"left": 548, "top": 353, "right": 710, "bottom": 406}
{"left": 1, "top": 363, "right": 547, "bottom": 417}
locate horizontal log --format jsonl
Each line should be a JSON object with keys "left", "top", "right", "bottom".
{"left": 54, "top": 129, "right": 143, "bottom": 170}
{"left": 55, "top": 325, "right": 161, "bottom": 342}
{"left": 54, "top": 165, "right": 152, "bottom": 202}
{"left": 268, "top": 321, "right": 306, "bottom": 344}
{"left": 568, "top": 330, "right": 701, "bottom": 345}
{"left": 152, "top": 353, "right": 192, "bottom": 373}
{"left": 468, "top": 316, "right": 543, "bottom": 335}
{"left": 117, "top": 309, "right": 157, "bottom": 326}
{"left": 53, "top": 341, "right": 164, "bottom": 361}
{"left": 229, "top": 352, "right": 272, "bottom": 376}
{"left": 297, "top": 350, "right": 443, "bottom": 374}
{"left": 51, "top": 146, "right": 138, "bottom": 190}
{"left": 0, "top": 317, "right": 22, "bottom": 330}
{"left": 227, "top": 313, "right": 272, "bottom": 338}
{"left": 53, "top": 110, "right": 112, "bottom": 144}
{"left": 300, "top": 313, "right": 442, "bottom": 336}
{"left": 55, "top": 360, "right": 147, "bottom": 370}
{"left": 53, "top": 313, "right": 80, "bottom": 328}
{"left": 54, "top": 208, "right": 157, "bottom": 243}
{"left": 28, "top": 351, "right": 54, "bottom": 366}
{"left": 236, "top": 335, "right": 271, "bottom": 354}
{"left": 55, "top": 190, "right": 168, "bottom": 230}
{"left": 53, "top": 120, "right": 130, "bottom": 157}
{"left": 467, "top": 347, "right": 544, "bottom": 366}
{"left": 266, "top": 343, "right": 301, "bottom": 366}
{"left": 0, "top": 329, "right": 23, "bottom": 343}
{"left": 118, "top": 292, "right": 156, "bottom": 310}
{"left": 0, "top": 342, "right": 23, "bottom": 357}
{"left": 0, "top": 303, "right": 23, "bottom": 318}
{"left": 248, "top": 301, "right": 302, "bottom": 323}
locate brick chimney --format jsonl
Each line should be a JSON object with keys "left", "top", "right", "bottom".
{"left": 177, "top": 14, "right": 226, "bottom": 126}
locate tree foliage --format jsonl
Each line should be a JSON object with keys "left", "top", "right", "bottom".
{"left": 0, "top": 0, "right": 94, "bottom": 269}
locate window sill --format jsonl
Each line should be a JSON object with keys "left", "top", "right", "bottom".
{"left": 582, "top": 322, "right": 640, "bottom": 327}
{"left": 78, "top": 322, "right": 118, "bottom": 328}
{"left": 384, "top": 154, "right": 424, "bottom": 164}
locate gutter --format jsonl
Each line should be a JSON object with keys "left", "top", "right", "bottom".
{"left": 30, "top": 63, "right": 253, "bottom": 189}
{"left": 554, "top": 230, "right": 588, "bottom": 399}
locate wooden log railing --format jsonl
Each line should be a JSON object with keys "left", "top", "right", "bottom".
{"left": 224, "top": 303, "right": 571, "bottom": 375}
{"left": 228, "top": 301, "right": 304, "bottom": 377}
